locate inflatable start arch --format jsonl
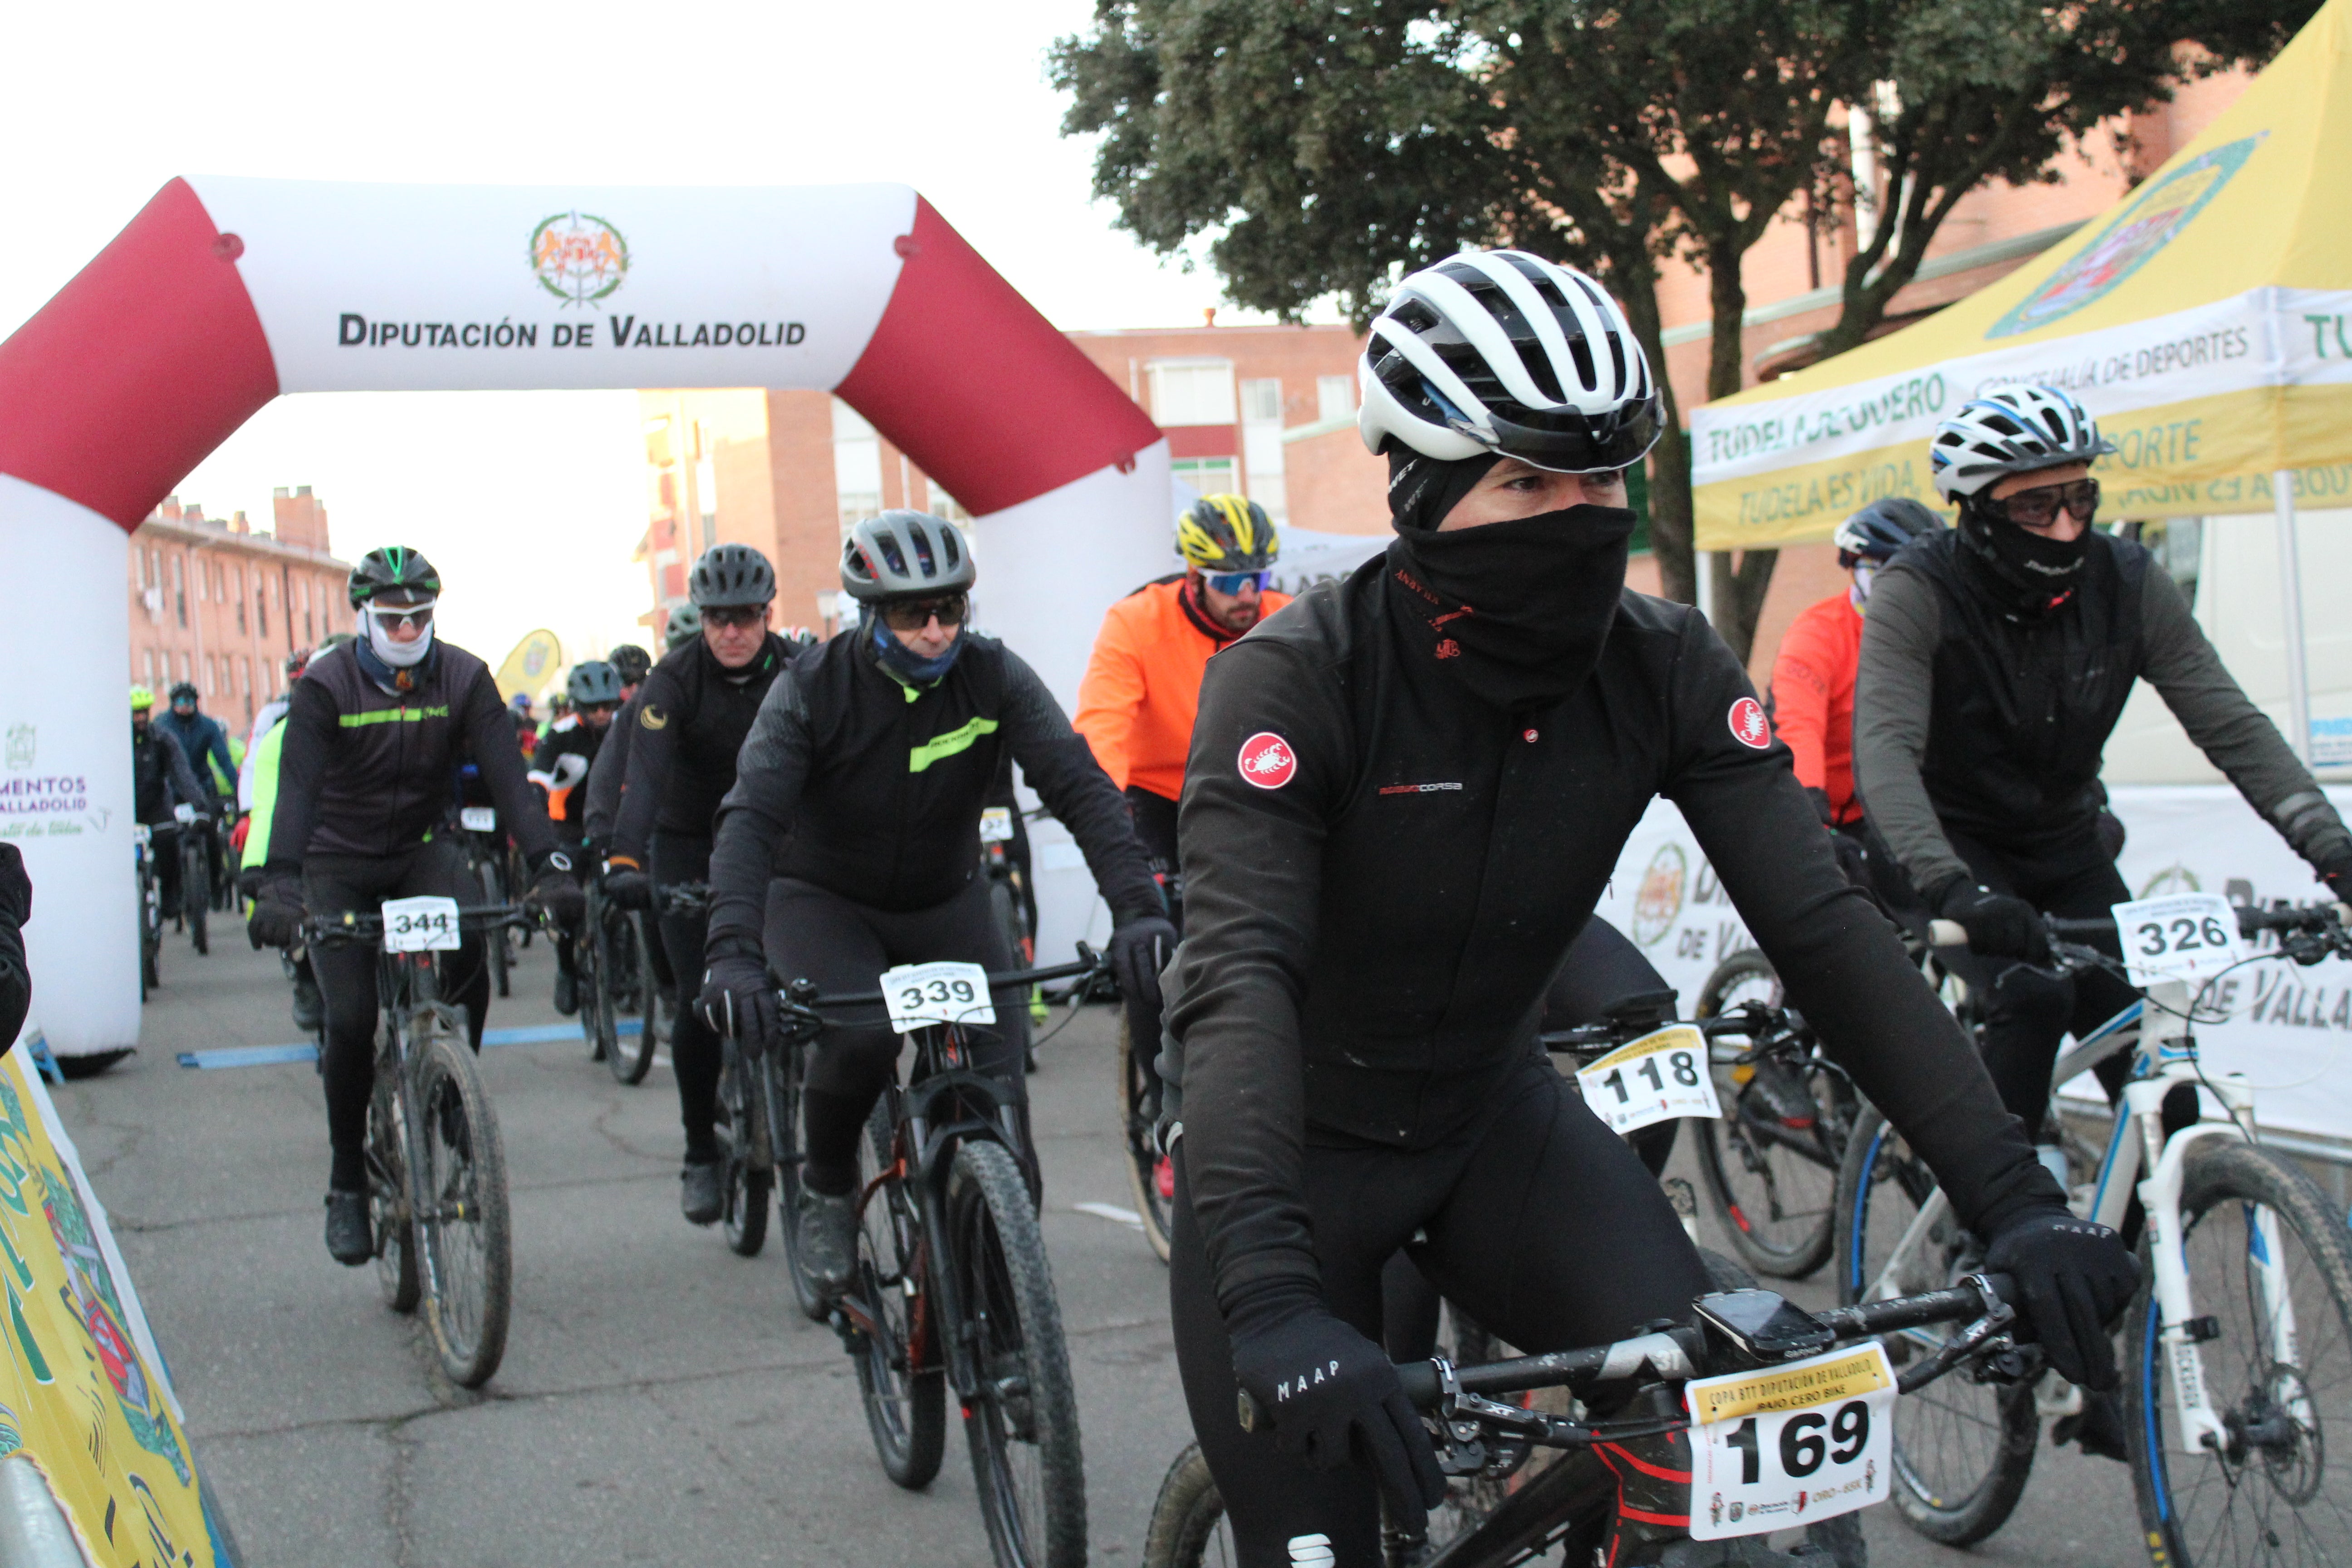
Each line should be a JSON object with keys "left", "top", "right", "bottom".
{"left": 0, "top": 179, "right": 1171, "bottom": 1056}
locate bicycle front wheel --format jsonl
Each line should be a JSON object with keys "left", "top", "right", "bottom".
{"left": 608, "top": 912, "right": 660, "bottom": 1086}
{"left": 412, "top": 1020, "right": 513, "bottom": 1387}
{"left": 1834, "top": 1106, "right": 2036, "bottom": 1545}
{"left": 1141, "top": 1442, "right": 1230, "bottom": 1568}
{"left": 1692, "top": 950, "right": 1844, "bottom": 1279}
{"left": 949, "top": 1138, "right": 1086, "bottom": 1568}
{"left": 2127, "top": 1140, "right": 2352, "bottom": 1566}
{"left": 1116, "top": 1014, "right": 1174, "bottom": 1264}
{"left": 582, "top": 914, "right": 617, "bottom": 1067}
{"left": 717, "top": 1046, "right": 770, "bottom": 1258}
{"left": 774, "top": 1040, "right": 828, "bottom": 1320}
{"left": 853, "top": 1100, "right": 946, "bottom": 1486}
{"left": 182, "top": 838, "right": 210, "bottom": 956}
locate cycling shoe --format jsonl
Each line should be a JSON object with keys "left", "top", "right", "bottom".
{"left": 325, "top": 1190, "right": 372, "bottom": 1266}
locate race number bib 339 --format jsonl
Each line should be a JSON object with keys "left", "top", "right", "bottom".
{"left": 1687, "top": 1343, "right": 1895, "bottom": 1541}
{"left": 2110, "top": 893, "right": 2245, "bottom": 987}
{"left": 382, "top": 895, "right": 461, "bottom": 953}
{"left": 880, "top": 961, "right": 997, "bottom": 1034}
{"left": 1573, "top": 1025, "right": 1720, "bottom": 1135}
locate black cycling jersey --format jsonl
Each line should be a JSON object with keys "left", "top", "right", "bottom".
{"left": 581, "top": 690, "right": 641, "bottom": 847}
{"left": 530, "top": 715, "right": 605, "bottom": 840}
{"left": 612, "top": 634, "right": 793, "bottom": 859}
{"left": 704, "top": 627, "right": 1160, "bottom": 944}
{"left": 1163, "top": 544, "right": 2053, "bottom": 1311}
{"left": 132, "top": 725, "right": 206, "bottom": 827}
{"left": 263, "top": 641, "right": 558, "bottom": 873}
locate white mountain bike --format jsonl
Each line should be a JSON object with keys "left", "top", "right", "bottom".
{"left": 1837, "top": 900, "right": 2352, "bottom": 1564}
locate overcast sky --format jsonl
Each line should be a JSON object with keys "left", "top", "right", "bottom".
{"left": 1, "top": 0, "right": 1317, "bottom": 665}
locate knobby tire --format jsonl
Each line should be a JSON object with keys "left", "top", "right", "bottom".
{"left": 854, "top": 1100, "right": 946, "bottom": 1487}
{"left": 413, "top": 1019, "right": 512, "bottom": 1387}
{"left": 1116, "top": 1014, "right": 1174, "bottom": 1264}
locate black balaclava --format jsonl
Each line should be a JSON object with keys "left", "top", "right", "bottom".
{"left": 1955, "top": 491, "right": 2091, "bottom": 618}
{"left": 1384, "top": 450, "right": 1637, "bottom": 714}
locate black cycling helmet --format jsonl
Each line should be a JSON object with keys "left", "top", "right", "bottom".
{"left": 840, "top": 511, "right": 975, "bottom": 603}
{"left": 168, "top": 681, "right": 200, "bottom": 705}
{"left": 1177, "top": 494, "right": 1279, "bottom": 572}
{"left": 608, "top": 643, "right": 652, "bottom": 685}
{"left": 567, "top": 661, "right": 623, "bottom": 706}
{"left": 1833, "top": 497, "right": 1942, "bottom": 568}
{"left": 348, "top": 545, "right": 441, "bottom": 607}
{"left": 664, "top": 603, "right": 704, "bottom": 650}
{"left": 689, "top": 543, "right": 775, "bottom": 608}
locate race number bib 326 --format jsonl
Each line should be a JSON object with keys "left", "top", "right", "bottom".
{"left": 1687, "top": 1343, "right": 1895, "bottom": 1540}
{"left": 1573, "top": 1025, "right": 1720, "bottom": 1136}
{"left": 2110, "top": 893, "right": 2245, "bottom": 987}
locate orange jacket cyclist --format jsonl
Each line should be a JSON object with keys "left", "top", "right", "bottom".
{"left": 1075, "top": 492, "right": 1290, "bottom": 928}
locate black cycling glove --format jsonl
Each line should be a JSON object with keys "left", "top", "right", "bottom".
{"left": 1109, "top": 913, "right": 1177, "bottom": 1033}
{"left": 530, "top": 853, "right": 586, "bottom": 932}
{"left": 1983, "top": 1207, "right": 2138, "bottom": 1390}
{"left": 1226, "top": 1283, "right": 1447, "bottom": 1534}
{"left": 604, "top": 854, "right": 654, "bottom": 911}
{"left": 247, "top": 873, "right": 306, "bottom": 950}
{"left": 1934, "top": 880, "right": 2048, "bottom": 963}
{"left": 697, "top": 936, "right": 777, "bottom": 1049}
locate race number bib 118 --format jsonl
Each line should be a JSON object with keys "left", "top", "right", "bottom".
{"left": 1573, "top": 1025, "right": 1720, "bottom": 1136}
{"left": 880, "top": 961, "right": 997, "bottom": 1034}
{"left": 2110, "top": 893, "right": 2245, "bottom": 987}
{"left": 382, "top": 896, "right": 461, "bottom": 953}
{"left": 1686, "top": 1343, "right": 1896, "bottom": 1541}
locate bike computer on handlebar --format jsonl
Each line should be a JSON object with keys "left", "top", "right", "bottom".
{"left": 1693, "top": 1289, "right": 1836, "bottom": 1362}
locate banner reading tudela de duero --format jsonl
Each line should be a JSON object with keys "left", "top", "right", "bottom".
{"left": 194, "top": 180, "right": 916, "bottom": 394}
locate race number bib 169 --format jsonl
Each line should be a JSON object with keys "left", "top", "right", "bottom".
{"left": 2110, "top": 893, "right": 2245, "bottom": 987}
{"left": 1686, "top": 1343, "right": 1896, "bottom": 1541}
{"left": 880, "top": 961, "right": 997, "bottom": 1034}
{"left": 382, "top": 896, "right": 461, "bottom": 953}
{"left": 1573, "top": 1025, "right": 1719, "bottom": 1136}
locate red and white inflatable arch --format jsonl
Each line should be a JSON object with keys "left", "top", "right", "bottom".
{"left": 0, "top": 178, "right": 1171, "bottom": 1056}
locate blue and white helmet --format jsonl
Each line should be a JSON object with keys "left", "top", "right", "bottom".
{"left": 1929, "top": 385, "right": 2115, "bottom": 500}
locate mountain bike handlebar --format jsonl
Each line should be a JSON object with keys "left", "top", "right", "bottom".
{"left": 306, "top": 903, "right": 529, "bottom": 946}
{"left": 1538, "top": 1004, "right": 1794, "bottom": 1056}
{"left": 1927, "top": 902, "right": 2351, "bottom": 953}
{"left": 775, "top": 944, "right": 1112, "bottom": 1014}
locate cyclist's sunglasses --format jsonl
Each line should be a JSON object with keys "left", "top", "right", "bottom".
{"left": 577, "top": 701, "right": 619, "bottom": 715}
{"left": 1992, "top": 477, "right": 2099, "bottom": 529}
{"left": 365, "top": 598, "right": 436, "bottom": 632}
{"left": 700, "top": 604, "right": 767, "bottom": 630}
{"left": 1203, "top": 569, "right": 1272, "bottom": 596}
{"left": 878, "top": 594, "right": 969, "bottom": 632}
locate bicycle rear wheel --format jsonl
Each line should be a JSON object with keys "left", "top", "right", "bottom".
{"left": 607, "top": 912, "right": 660, "bottom": 1085}
{"left": 774, "top": 1040, "right": 828, "bottom": 1320}
{"left": 949, "top": 1138, "right": 1086, "bottom": 1568}
{"left": 182, "top": 836, "right": 210, "bottom": 956}
{"left": 476, "top": 854, "right": 510, "bottom": 998}
{"left": 367, "top": 1052, "right": 419, "bottom": 1314}
{"left": 853, "top": 1100, "right": 946, "bottom": 1487}
{"left": 1834, "top": 1106, "right": 2035, "bottom": 1545}
{"left": 1692, "top": 950, "right": 1845, "bottom": 1280}
{"left": 1141, "top": 1442, "right": 1231, "bottom": 1568}
{"left": 717, "top": 1044, "right": 770, "bottom": 1257}
{"left": 412, "top": 1019, "right": 513, "bottom": 1387}
{"left": 1116, "top": 1015, "right": 1174, "bottom": 1264}
{"left": 2127, "top": 1140, "right": 2352, "bottom": 1566}
{"left": 582, "top": 910, "right": 617, "bottom": 1066}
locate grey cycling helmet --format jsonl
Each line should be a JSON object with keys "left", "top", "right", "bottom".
{"left": 664, "top": 603, "right": 703, "bottom": 650}
{"left": 689, "top": 543, "right": 775, "bottom": 608}
{"left": 840, "top": 511, "right": 975, "bottom": 603}
{"left": 566, "top": 661, "right": 623, "bottom": 706}
{"left": 1930, "top": 386, "right": 2114, "bottom": 500}
{"left": 608, "top": 643, "right": 652, "bottom": 685}
{"left": 1833, "top": 497, "right": 1941, "bottom": 567}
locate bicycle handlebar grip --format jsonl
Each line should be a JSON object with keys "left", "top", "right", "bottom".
{"left": 1927, "top": 919, "right": 1968, "bottom": 947}
{"left": 1396, "top": 1361, "right": 1441, "bottom": 1409}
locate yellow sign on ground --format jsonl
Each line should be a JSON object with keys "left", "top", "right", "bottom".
{"left": 493, "top": 629, "right": 564, "bottom": 704}
{"left": 0, "top": 1051, "right": 228, "bottom": 1564}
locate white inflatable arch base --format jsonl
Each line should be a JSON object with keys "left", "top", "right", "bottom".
{"left": 0, "top": 178, "right": 1171, "bottom": 1055}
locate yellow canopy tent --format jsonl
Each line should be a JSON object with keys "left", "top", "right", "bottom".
{"left": 1690, "top": 0, "right": 2352, "bottom": 754}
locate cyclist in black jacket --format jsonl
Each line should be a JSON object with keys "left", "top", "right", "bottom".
{"left": 246, "top": 547, "right": 583, "bottom": 1265}
{"left": 1157, "top": 251, "right": 2138, "bottom": 1567}
{"left": 698, "top": 511, "right": 1173, "bottom": 1295}
{"left": 604, "top": 546, "right": 796, "bottom": 1226}
{"left": 532, "top": 660, "right": 621, "bottom": 1016}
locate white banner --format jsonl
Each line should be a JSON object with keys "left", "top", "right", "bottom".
{"left": 1592, "top": 784, "right": 2352, "bottom": 1143}
{"left": 187, "top": 177, "right": 917, "bottom": 393}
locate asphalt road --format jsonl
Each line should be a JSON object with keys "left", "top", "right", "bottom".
{"left": 70, "top": 926, "right": 2141, "bottom": 1567}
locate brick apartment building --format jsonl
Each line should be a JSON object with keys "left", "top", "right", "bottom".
{"left": 127, "top": 487, "right": 350, "bottom": 733}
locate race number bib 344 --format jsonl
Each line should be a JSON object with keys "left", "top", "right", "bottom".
{"left": 1687, "top": 1343, "right": 1895, "bottom": 1540}
{"left": 1573, "top": 1025, "right": 1720, "bottom": 1135}
{"left": 382, "top": 896, "right": 461, "bottom": 953}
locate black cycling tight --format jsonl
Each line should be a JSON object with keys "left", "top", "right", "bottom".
{"left": 652, "top": 832, "right": 722, "bottom": 1164}
{"left": 306, "top": 843, "right": 487, "bottom": 1191}
{"left": 1171, "top": 1055, "right": 1709, "bottom": 1568}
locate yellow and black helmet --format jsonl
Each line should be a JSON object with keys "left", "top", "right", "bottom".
{"left": 1176, "top": 494, "right": 1279, "bottom": 573}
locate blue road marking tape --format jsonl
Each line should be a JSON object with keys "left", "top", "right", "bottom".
{"left": 177, "top": 1018, "right": 642, "bottom": 1069}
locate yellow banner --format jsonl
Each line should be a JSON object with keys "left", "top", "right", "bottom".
{"left": 0, "top": 1053, "right": 225, "bottom": 1564}
{"left": 1687, "top": 1344, "right": 1893, "bottom": 1427}
{"left": 493, "top": 629, "right": 564, "bottom": 704}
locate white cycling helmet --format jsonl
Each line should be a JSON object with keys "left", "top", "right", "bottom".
{"left": 1929, "top": 385, "right": 2115, "bottom": 500}
{"left": 1358, "top": 250, "right": 1662, "bottom": 473}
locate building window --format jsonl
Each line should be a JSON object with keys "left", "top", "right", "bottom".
{"left": 143, "top": 650, "right": 156, "bottom": 686}
{"left": 833, "top": 399, "right": 884, "bottom": 533}
{"left": 1148, "top": 359, "right": 1238, "bottom": 426}
{"left": 1317, "top": 375, "right": 1357, "bottom": 422}
{"left": 1240, "top": 379, "right": 1289, "bottom": 523}
{"left": 172, "top": 557, "right": 186, "bottom": 627}
{"left": 1240, "top": 378, "right": 1283, "bottom": 424}
{"left": 1171, "top": 458, "right": 1240, "bottom": 501}
{"left": 256, "top": 588, "right": 267, "bottom": 638}
{"left": 694, "top": 424, "right": 719, "bottom": 556}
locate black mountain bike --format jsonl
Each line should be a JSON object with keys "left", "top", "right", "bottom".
{"left": 176, "top": 811, "right": 212, "bottom": 956}
{"left": 1146, "top": 1273, "right": 2031, "bottom": 1568}
{"left": 774, "top": 950, "right": 1107, "bottom": 1568}
{"left": 457, "top": 809, "right": 513, "bottom": 998}
{"left": 133, "top": 824, "right": 162, "bottom": 1000}
{"left": 310, "top": 900, "right": 526, "bottom": 1388}
{"left": 579, "top": 872, "right": 662, "bottom": 1085}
